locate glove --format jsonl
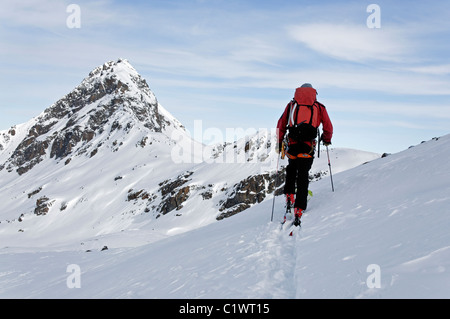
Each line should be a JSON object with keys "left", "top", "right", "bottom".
{"left": 320, "top": 134, "right": 331, "bottom": 146}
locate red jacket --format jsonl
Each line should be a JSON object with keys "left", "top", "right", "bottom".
{"left": 277, "top": 86, "right": 333, "bottom": 147}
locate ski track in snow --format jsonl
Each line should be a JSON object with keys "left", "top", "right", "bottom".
{"left": 246, "top": 222, "right": 297, "bottom": 298}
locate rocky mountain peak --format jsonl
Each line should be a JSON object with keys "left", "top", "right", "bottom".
{"left": 0, "top": 59, "right": 178, "bottom": 175}
{"left": 41, "top": 58, "right": 165, "bottom": 130}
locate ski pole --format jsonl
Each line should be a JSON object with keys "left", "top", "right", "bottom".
{"left": 271, "top": 151, "right": 281, "bottom": 222}
{"left": 326, "top": 145, "right": 335, "bottom": 192}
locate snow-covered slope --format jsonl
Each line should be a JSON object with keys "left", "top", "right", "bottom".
{"left": 1, "top": 134, "right": 448, "bottom": 298}
{"left": 295, "top": 135, "right": 450, "bottom": 298}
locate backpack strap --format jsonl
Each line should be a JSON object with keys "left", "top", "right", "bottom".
{"left": 287, "top": 100, "right": 295, "bottom": 127}
{"left": 287, "top": 100, "right": 314, "bottom": 128}
{"left": 294, "top": 102, "right": 300, "bottom": 124}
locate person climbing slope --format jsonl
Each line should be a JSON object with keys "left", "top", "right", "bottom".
{"left": 276, "top": 83, "right": 333, "bottom": 226}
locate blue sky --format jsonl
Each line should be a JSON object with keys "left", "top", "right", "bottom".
{"left": 1, "top": 0, "right": 449, "bottom": 154}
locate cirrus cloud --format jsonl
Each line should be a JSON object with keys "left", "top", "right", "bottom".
{"left": 288, "top": 23, "right": 413, "bottom": 63}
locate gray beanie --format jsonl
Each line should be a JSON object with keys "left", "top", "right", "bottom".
{"left": 300, "top": 83, "right": 313, "bottom": 88}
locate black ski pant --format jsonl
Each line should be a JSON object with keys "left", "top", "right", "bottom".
{"left": 284, "top": 157, "right": 313, "bottom": 210}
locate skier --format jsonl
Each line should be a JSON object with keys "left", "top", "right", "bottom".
{"left": 276, "top": 83, "right": 333, "bottom": 226}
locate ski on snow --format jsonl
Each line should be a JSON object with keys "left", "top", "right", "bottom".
{"left": 279, "top": 190, "right": 311, "bottom": 236}
{"left": 280, "top": 205, "right": 300, "bottom": 237}
{"left": 281, "top": 218, "right": 301, "bottom": 237}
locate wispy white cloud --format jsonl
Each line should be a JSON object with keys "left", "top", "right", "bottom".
{"left": 211, "top": 64, "right": 450, "bottom": 97}
{"left": 330, "top": 99, "right": 450, "bottom": 119}
{"left": 287, "top": 23, "right": 414, "bottom": 63}
{"left": 0, "top": 0, "right": 129, "bottom": 29}
{"left": 404, "top": 64, "right": 450, "bottom": 75}
{"left": 0, "top": 0, "right": 67, "bottom": 28}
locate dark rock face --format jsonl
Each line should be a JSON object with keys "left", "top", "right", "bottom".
{"left": 34, "top": 196, "right": 54, "bottom": 216}
{"left": 217, "top": 168, "right": 286, "bottom": 220}
{"left": 50, "top": 129, "right": 83, "bottom": 159}
{"left": 12, "top": 138, "right": 50, "bottom": 175}
{"left": 125, "top": 171, "right": 195, "bottom": 217}
{"left": 158, "top": 171, "right": 194, "bottom": 215}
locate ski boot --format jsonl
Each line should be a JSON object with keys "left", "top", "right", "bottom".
{"left": 285, "top": 194, "right": 294, "bottom": 208}
{"left": 293, "top": 208, "right": 303, "bottom": 227}
{"left": 283, "top": 194, "right": 295, "bottom": 224}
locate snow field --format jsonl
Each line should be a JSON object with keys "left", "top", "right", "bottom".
{"left": 0, "top": 127, "right": 448, "bottom": 298}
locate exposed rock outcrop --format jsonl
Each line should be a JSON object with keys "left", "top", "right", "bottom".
{"left": 217, "top": 168, "right": 286, "bottom": 220}
{"left": 34, "top": 196, "right": 54, "bottom": 216}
